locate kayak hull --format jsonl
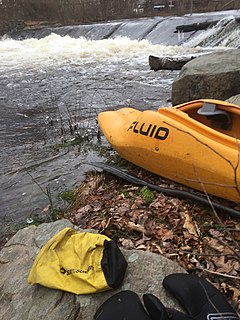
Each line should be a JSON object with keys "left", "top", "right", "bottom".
{"left": 98, "top": 99, "right": 240, "bottom": 202}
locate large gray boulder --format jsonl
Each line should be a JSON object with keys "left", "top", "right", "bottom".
{"left": 226, "top": 93, "right": 240, "bottom": 106}
{"left": 0, "top": 219, "right": 186, "bottom": 320}
{"left": 172, "top": 49, "right": 240, "bottom": 105}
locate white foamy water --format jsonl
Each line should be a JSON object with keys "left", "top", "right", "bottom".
{"left": 184, "top": 15, "right": 240, "bottom": 48}
{"left": 0, "top": 33, "right": 213, "bottom": 72}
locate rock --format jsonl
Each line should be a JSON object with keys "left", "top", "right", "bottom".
{"left": 149, "top": 55, "right": 196, "bottom": 71}
{"left": 171, "top": 49, "right": 240, "bottom": 105}
{"left": 226, "top": 93, "right": 240, "bottom": 106}
{"left": 0, "top": 219, "right": 186, "bottom": 320}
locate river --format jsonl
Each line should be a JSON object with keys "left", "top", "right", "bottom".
{"left": 1, "top": 10, "right": 240, "bottom": 240}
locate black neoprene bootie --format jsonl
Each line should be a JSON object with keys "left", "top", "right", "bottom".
{"left": 163, "top": 273, "right": 239, "bottom": 320}
{"left": 93, "top": 274, "right": 239, "bottom": 320}
{"left": 93, "top": 290, "right": 151, "bottom": 320}
{"left": 144, "top": 273, "right": 239, "bottom": 320}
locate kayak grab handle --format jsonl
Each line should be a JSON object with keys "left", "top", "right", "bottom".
{"left": 197, "top": 102, "right": 232, "bottom": 130}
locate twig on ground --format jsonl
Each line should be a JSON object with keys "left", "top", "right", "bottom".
{"left": 199, "top": 180, "right": 240, "bottom": 258}
{"left": 167, "top": 250, "right": 238, "bottom": 258}
{"left": 201, "top": 268, "right": 240, "bottom": 280}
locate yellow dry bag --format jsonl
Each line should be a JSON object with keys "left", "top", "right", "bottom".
{"left": 28, "top": 228, "right": 127, "bottom": 294}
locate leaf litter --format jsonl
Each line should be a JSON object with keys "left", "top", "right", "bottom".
{"left": 70, "top": 169, "right": 240, "bottom": 314}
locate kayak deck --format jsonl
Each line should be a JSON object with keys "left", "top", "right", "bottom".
{"left": 98, "top": 99, "right": 240, "bottom": 202}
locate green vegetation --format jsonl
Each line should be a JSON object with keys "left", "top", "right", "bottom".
{"left": 138, "top": 186, "right": 155, "bottom": 204}
{"left": 57, "top": 189, "right": 76, "bottom": 204}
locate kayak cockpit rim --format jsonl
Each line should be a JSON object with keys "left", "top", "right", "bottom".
{"left": 157, "top": 99, "right": 240, "bottom": 148}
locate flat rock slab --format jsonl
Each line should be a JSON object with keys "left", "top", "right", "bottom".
{"left": 0, "top": 219, "right": 186, "bottom": 320}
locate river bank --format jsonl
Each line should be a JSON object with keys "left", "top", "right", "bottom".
{"left": 1, "top": 13, "right": 240, "bottom": 300}
{"left": 1, "top": 88, "right": 240, "bottom": 315}
{"left": 1, "top": 165, "right": 239, "bottom": 315}
{"left": 1, "top": 13, "right": 239, "bottom": 236}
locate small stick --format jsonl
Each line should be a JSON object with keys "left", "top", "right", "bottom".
{"left": 201, "top": 268, "right": 240, "bottom": 280}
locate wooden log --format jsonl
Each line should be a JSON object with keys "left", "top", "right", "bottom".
{"left": 175, "top": 21, "right": 217, "bottom": 33}
{"left": 149, "top": 55, "right": 196, "bottom": 71}
{"left": 175, "top": 17, "right": 240, "bottom": 33}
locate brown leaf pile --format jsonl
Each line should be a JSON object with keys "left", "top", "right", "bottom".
{"left": 69, "top": 171, "right": 240, "bottom": 314}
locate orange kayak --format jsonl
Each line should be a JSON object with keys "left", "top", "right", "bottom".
{"left": 98, "top": 99, "right": 240, "bottom": 202}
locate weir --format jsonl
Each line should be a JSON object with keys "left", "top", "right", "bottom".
{"left": 6, "top": 10, "right": 240, "bottom": 48}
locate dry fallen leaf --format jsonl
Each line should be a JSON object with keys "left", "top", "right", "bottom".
{"left": 229, "top": 286, "right": 240, "bottom": 301}
{"left": 120, "top": 238, "right": 135, "bottom": 249}
{"left": 182, "top": 212, "right": 200, "bottom": 238}
{"left": 203, "top": 237, "right": 233, "bottom": 254}
{"left": 155, "top": 225, "right": 174, "bottom": 241}
{"left": 212, "top": 256, "right": 234, "bottom": 274}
